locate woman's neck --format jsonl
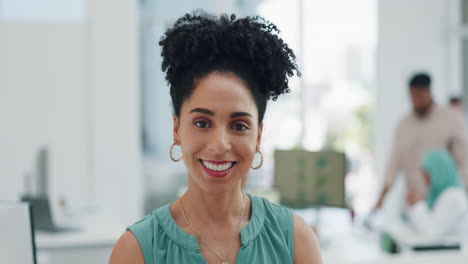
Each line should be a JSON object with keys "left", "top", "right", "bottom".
{"left": 180, "top": 183, "right": 246, "bottom": 226}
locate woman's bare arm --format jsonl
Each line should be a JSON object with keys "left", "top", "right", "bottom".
{"left": 109, "top": 231, "right": 145, "bottom": 264}
{"left": 294, "top": 214, "right": 322, "bottom": 264}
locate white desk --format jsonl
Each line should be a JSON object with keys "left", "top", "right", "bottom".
{"left": 298, "top": 208, "right": 468, "bottom": 264}
{"left": 36, "top": 218, "right": 125, "bottom": 264}
{"left": 322, "top": 228, "right": 468, "bottom": 264}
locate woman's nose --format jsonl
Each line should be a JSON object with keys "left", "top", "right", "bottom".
{"left": 207, "top": 128, "right": 231, "bottom": 154}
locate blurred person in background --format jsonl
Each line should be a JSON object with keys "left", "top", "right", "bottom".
{"left": 449, "top": 96, "right": 464, "bottom": 113}
{"left": 448, "top": 96, "right": 467, "bottom": 154}
{"left": 110, "top": 11, "right": 321, "bottom": 264}
{"left": 373, "top": 73, "right": 468, "bottom": 212}
{"left": 406, "top": 149, "right": 468, "bottom": 237}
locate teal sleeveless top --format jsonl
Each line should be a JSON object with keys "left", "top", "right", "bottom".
{"left": 127, "top": 194, "right": 295, "bottom": 264}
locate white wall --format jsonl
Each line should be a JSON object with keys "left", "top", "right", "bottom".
{"left": 375, "top": 0, "right": 457, "bottom": 181}
{"left": 0, "top": 23, "right": 89, "bottom": 206}
{"left": 0, "top": 0, "right": 142, "bottom": 225}
{"left": 88, "top": 0, "right": 142, "bottom": 225}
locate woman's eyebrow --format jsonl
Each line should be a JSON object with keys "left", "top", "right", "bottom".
{"left": 189, "top": 108, "right": 214, "bottom": 116}
{"left": 230, "top": 112, "right": 253, "bottom": 119}
{"left": 189, "top": 108, "right": 252, "bottom": 119}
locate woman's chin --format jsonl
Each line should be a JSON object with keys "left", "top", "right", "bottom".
{"left": 194, "top": 173, "right": 243, "bottom": 194}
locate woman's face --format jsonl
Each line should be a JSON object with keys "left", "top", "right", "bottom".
{"left": 422, "top": 170, "right": 431, "bottom": 186}
{"left": 173, "top": 72, "right": 263, "bottom": 194}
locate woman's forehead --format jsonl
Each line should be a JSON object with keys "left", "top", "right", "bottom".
{"left": 182, "top": 73, "right": 258, "bottom": 116}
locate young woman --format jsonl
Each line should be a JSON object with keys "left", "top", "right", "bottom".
{"left": 406, "top": 149, "right": 468, "bottom": 237}
{"left": 110, "top": 11, "right": 322, "bottom": 264}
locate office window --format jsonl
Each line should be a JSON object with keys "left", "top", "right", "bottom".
{"left": 258, "top": 0, "right": 376, "bottom": 213}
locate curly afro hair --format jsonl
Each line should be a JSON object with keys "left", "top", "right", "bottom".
{"left": 159, "top": 10, "right": 300, "bottom": 123}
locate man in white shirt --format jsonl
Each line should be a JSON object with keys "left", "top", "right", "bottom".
{"left": 374, "top": 73, "right": 468, "bottom": 210}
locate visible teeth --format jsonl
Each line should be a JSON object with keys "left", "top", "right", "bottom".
{"left": 202, "top": 160, "right": 233, "bottom": 171}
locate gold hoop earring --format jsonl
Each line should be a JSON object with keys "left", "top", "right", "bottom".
{"left": 170, "top": 143, "right": 182, "bottom": 162}
{"left": 251, "top": 151, "right": 263, "bottom": 169}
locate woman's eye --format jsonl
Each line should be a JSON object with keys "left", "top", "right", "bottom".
{"left": 194, "top": 120, "right": 210, "bottom": 128}
{"left": 233, "top": 123, "right": 248, "bottom": 132}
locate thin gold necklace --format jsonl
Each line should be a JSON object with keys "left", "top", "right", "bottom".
{"left": 180, "top": 193, "right": 245, "bottom": 264}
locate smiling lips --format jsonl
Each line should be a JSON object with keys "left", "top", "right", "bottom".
{"left": 200, "top": 159, "right": 236, "bottom": 178}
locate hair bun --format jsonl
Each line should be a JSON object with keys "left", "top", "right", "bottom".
{"left": 159, "top": 10, "right": 300, "bottom": 101}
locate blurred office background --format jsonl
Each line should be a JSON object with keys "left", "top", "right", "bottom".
{"left": 1, "top": 0, "right": 468, "bottom": 263}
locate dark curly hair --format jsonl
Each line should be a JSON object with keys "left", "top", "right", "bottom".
{"left": 159, "top": 11, "right": 300, "bottom": 123}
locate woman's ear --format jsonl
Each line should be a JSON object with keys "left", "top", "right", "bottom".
{"left": 173, "top": 115, "right": 180, "bottom": 144}
{"left": 256, "top": 123, "right": 263, "bottom": 152}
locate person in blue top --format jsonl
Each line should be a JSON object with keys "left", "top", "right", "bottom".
{"left": 110, "top": 10, "right": 322, "bottom": 264}
{"left": 406, "top": 149, "right": 468, "bottom": 237}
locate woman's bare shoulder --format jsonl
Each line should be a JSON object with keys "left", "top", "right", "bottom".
{"left": 293, "top": 214, "right": 322, "bottom": 264}
{"left": 109, "top": 231, "right": 145, "bottom": 264}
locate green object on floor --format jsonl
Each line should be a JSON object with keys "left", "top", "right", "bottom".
{"left": 380, "top": 232, "right": 400, "bottom": 254}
